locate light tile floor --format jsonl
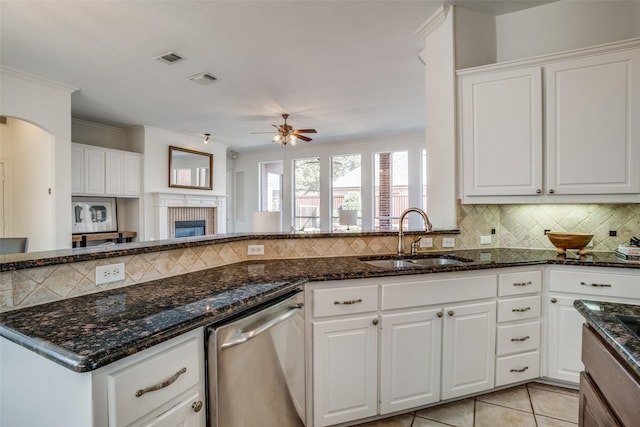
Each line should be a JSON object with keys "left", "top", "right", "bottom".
{"left": 353, "top": 382, "right": 579, "bottom": 427}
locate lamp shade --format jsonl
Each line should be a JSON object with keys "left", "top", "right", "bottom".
{"left": 252, "top": 211, "right": 282, "bottom": 232}
{"left": 339, "top": 209, "right": 358, "bottom": 227}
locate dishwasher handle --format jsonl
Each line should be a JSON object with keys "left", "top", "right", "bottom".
{"left": 220, "top": 303, "right": 304, "bottom": 350}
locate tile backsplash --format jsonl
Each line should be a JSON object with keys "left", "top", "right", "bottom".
{"left": 2, "top": 202, "right": 639, "bottom": 312}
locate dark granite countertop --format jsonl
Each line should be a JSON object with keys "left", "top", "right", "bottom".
{"left": 574, "top": 300, "right": 640, "bottom": 378}
{"left": 3, "top": 247, "right": 640, "bottom": 373}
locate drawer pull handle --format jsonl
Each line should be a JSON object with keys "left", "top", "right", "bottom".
{"left": 511, "top": 336, "right": 530, "bottom": 342}
{"left": 192, "top": 401, "right": 203, "bottom": 413}
{"left": 510, "top": 366, "right": 529, "bottom": 373}
{"left": 512, "top": 307, "right": 531, "bottom": 313}
{"left": 513, "top": 281, "right": 532, "bottom": 287}
{"left": 580, "top": 281, "right": 612, "bottom": 288}
{"left": 135, "top": 367, "right": 187, "bottom": 397}
{"left": 334, "top": 299, "right": 363, "bottom": 305}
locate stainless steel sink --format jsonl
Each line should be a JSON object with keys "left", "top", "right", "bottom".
{"left": 361, "top": 256, "right": 470, "bottom": 269}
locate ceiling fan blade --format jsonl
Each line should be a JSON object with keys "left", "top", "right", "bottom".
{"left": 294, "top": 134, "right": 313, "bottom": 142}
{"left": 293, "top": 129, "right": 317, "bottom": 134}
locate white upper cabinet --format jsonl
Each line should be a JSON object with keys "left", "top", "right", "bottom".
{"left": 72, "top": 143, "right": 142, "bottom": 197}
{"left": 545, "top": 48, "right": 640, "bottom": 195}
{"left": 459, "top": 38, "right": 640, "bottom": 204}
{"left": 460, "top": 66, "right": 543, "bottom": 197}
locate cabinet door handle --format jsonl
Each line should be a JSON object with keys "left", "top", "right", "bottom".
{"left": 192, "top": 401, "right": 203, "bottom": 413}
{"left": 510, "top": 366, "right": 529, "bottom": 373}
{"left": 436, "top": 312, "right": 443, "bottom": 318}
{"left": 580, "top": 281, "right": 612, "bottom": 288}
{"left": 372, "top": 318, "right": 379, "bottom": 326}
{"left": 536, "top": 189, "right": 542, "bottom": 194}
{"left": 448, "top": 310, "right": 454, "bottom": 317}
{"left": 511, "top": 336, "right": 530, "bottom": 342}
{"left": 512, "top": 307, "right": 531, "bottom": 313}
{"left": 513, "top": 281, "right": 532, "bottom": 287}
{"left": 334, "top": 298, "right": 363, "bottom": 305}
{"left": 548, "top": 189, "right": 555, "bottom": 194}
{"left": 551, "top": 298, "right": 557, "bottom": 303}
{"left": 135, "top": 367, "right": 187, "bottom": 397}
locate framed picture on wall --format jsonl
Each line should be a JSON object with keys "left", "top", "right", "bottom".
{"left": 72, "top": 197, "right": 117, "bottom": 234}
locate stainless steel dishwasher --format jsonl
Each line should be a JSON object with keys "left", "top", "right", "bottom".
{"left": 206, "top": 287, "right": 306, "bottom": 427}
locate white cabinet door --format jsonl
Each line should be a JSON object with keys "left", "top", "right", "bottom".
{"left": 379, "top": 308, "right": 442, "bottom": 415}
{"left": 545, "top": 48, "right": 640, "bottom": 195}
{"left": 442, "top": 301, "right": 496, "bottom": 400}
{"left": 545, "top": 295, "right": 585, "bottom": 383}
{"left": 71, "top": 144, "right": 84, "bottom": 194}
{"left": 105, "top": 151, "right": 125, "bottom": 195}
{"left": 124, "top": 154, "right": 142, "bottom": 196}
{"left": 84, "top": 148, "right": 105, "bottom": 195}
{"left": 313, "top": 316, "right": 378, "bottom": 427}
{"left": 460, "top": 66, "right": 543, "bottom": 198}
{"left": 138, "top": 390, "right": 204, "bottom": 427}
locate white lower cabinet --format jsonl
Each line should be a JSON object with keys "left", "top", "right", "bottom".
{"left": 380, "top": 308, "right": 442, "bottom": 414}
{"left": 309, "top": 271, "right": 500, "bottom": 427}
{"left": 0, "top": 328, "right": 205, "bottom": 427}
{"left": 544, "top": 266, "right": 640, "bottom": 384}
{"left": 312, "top": 315, "right": 379, "bottom": 427}
{"left": 442, "top": 301, "right": 496, "bottom": 400}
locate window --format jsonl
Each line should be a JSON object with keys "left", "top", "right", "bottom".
{"left": 374, "top": 151, "right": 408, "bottom": 230}
{"left": 259, "top": 161, "right": 283, "bottom": 212}
{"left": 293, "top": 157, "right": 320, "bottom": 231}
{"left": 331, "top": 154, "right": 361, "bottom": 231}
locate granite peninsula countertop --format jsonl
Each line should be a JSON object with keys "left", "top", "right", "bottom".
{"left": 3, "top": 247, "right": 640, "bottom": 373}
{"left": 575, "top": 300, "right": 640, "bottom": 378}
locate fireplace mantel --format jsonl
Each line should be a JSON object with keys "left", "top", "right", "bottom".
{"left": 154, "top": 193, "right": 225, "bottom": 240}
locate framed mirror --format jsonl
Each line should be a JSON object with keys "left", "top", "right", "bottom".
{"left": 168, "top": 146, "right": 213, "bottom": 190}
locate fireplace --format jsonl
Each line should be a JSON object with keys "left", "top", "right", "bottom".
{"left": 175, "top": 220, "right": 206, "bottom": 238}
{"left": 154, "top": 193, "right": 226, "bottom": 240}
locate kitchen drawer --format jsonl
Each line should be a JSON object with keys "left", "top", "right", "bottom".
{"left": 549, "top": 269, "right": 640, "bottom": 299}
{"left": 498, "top": 270, "right": 541, "bottom": 296}
{"left": 497, "top": 295, "right": 540, "bottom": 322}
{"left": 495, "top": 351, "right": 540, "bottom": 387}
{"left": 107, "top": 336, "right": 200, "bottom": 427}
{"left": 313, "top": 285, "right": 378, "bottom": 318}
{"left": 496, "top": 321, "right": 540, "bottom": 356}
{"left": 382, "top": 274, "right": 496, "bottom": 310}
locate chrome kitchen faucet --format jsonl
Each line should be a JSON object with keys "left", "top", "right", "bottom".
{"left": 397, "top": 207, "right": 432, "bottom": 256}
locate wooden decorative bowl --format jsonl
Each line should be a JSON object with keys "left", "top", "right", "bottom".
{"left": 547, "top": 232, "right": 594, "bottom": 255}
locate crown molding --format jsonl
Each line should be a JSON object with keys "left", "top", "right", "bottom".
{"left": 415, "top": 4, "right": 451, "bottom": 38}
{"left": 1, "top": 66, "right": 78, "bottom": 93}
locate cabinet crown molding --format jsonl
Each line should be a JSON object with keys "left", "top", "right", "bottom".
{"left": 415, "top": 5, "right": 450, "bottom": 38}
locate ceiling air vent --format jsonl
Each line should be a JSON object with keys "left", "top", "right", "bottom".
{"left": 188, "top": 73, "right": 218, "bottom": 85}
{"left": 154, "top": 51, "right": 185, "bottom": 64}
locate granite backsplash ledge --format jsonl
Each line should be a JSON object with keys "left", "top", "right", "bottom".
{"left": 0, "top": 231, "right": 460, "bottom": 312}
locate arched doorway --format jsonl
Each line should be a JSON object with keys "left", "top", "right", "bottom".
{"left": 0, "top": 117, "right": 55, "bottom": 252}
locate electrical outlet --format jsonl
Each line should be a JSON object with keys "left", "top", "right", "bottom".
{"left": 442, "top": 237, "right": 456, "bottom": 248}
{"left": 247, "top": 244, "right": 265, "bottom": 255}
{"left": 420, "top": 237, "right": 433, "bottom": 248}
{"left": 480, "top": 235, "right": 492, "bottom": 245}
{"left": 96, "top": 263, "right": 125, "bottom": 285}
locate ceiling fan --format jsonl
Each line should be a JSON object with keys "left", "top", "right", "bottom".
{"left": 252, "top": 113, "right": 317, "bottom": 146}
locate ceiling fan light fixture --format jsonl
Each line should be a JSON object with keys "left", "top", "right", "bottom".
{"left": 288, "top": 134, "right": 297, "bottom": 145}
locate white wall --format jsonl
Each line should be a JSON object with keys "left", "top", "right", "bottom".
{"left": 0, "top": 68, "right": 76, "bottom": 250}
{"left": 231, "top": 134, "right": 425, "bottom": 233}
{"left": 71, "top": 118, "right": 141, "bottom": 152}
{"left": 417, "top": 6, "right": 458, "bottom": 230}
{"left": 0, "top": 118, "right": 54, "bottom": 251}
{"left": 142, "top": 126, "right": 228, "bottom": 240}
{"left": 495, "top": 1, "right": 640, "bottom": 62}
{"left": 454, "top": 7, "right": 497, "bottom": 70}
